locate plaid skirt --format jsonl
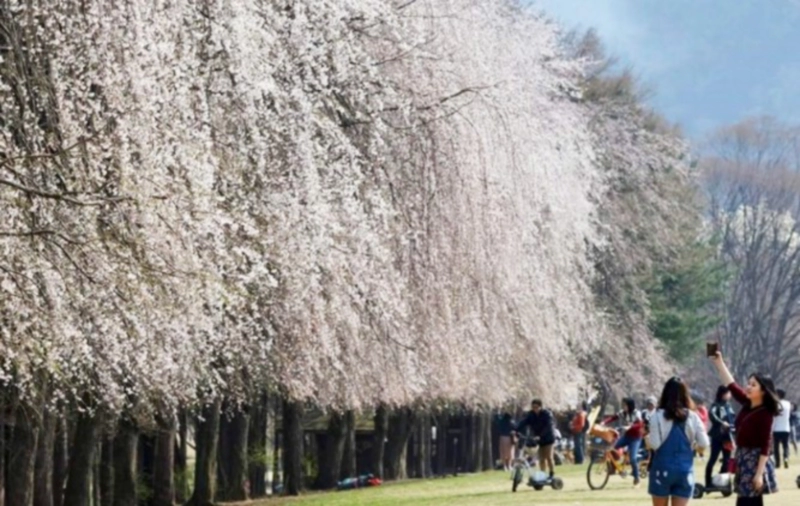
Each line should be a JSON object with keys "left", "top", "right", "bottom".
{"left": 734, "top": 447, "right": 778, "bottom": 497}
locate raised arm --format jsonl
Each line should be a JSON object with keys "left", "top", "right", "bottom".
{"left": 710, "top": 352, "right": 749, "bottom": 405}
{"left": 710, "top": 351, "right": 736, "bottom": 385}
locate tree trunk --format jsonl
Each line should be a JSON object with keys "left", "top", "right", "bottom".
{"left": 281, "top": 399, "right": 304, "bottom": 496}
{"left": 458, "top": 413, "right": 468, "bottom": 474}
{"left": 98, "top": 437, "right": 113, "bottom": 506}
{"left": 247, "top": 392, "right": 268, "bottom": 498}
{"left": 371, "top": 405, "right": 388, "bottom": 479}
{"left": 186, "top": 398, "right": 221, "bottom": 506}
{"left": 93, "top": 443, "right": 101, "bottom": 506}
{"left": 112, "top": 420, "right": 137, "bottom": 506}
{"left": 216, "top": 405, "right": 249, "bottom": 501}
{"left": 406, "top": 419, "right": 418, "bottom": 479}
{"left": 174, "top": 409, "right": 188, "bottom": 504}
{"left": 481, "top": 414, "right": 492, "bottom": 471}
{"left": 434, "top": 414, "right": 447, "bottom": 476}
{"left": 384, "top": 408, "right": 415, "bottom": 481}
{"left": 63, "top": 411, "right": 100, "bottom": 506}
{"left": 139, "top": 433, "right": 156, "bottom": 502}
{"left": 314, "top": 412, "right": 346, "bottom": 490}
{"left": 416, "top": 415, "right": 427, "bottom": 478}
{"left": 271, "top": 401, "right": 281, "bottom": 494}
{"left": 340, "top": 411, "right": 356, "bottom": 480}
{"left": 6, "top": 406, "right": 40, "bottom": 506}
{"left": 0, "top": 419, "right": 5, "bottom": 506}
{"left": 470, "top": 413, "right": 484, "bottom": 473}
{"left": 420, "top": 414, "right": 432, "bottom": 478}
{"left": 152, "top": 416, "right": 175, "bottom": 506}
{"left": 52, "top": 419, "right": 68, "bottom": 506}
{"left": 34, "top": 410, "right": 57, "bottom": 506}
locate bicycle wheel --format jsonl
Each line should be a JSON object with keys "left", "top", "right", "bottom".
{"left": 586, "top": 457, "right": 611, "bottom": 490}
{"left": 512, "top": 466, "right": 523, "bottom": 492}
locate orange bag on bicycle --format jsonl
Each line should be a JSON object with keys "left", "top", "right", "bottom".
{"left": 589, "top": 424, "right": 618, "bottom": 444}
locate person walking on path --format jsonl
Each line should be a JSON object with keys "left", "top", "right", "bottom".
{"left": 570, "top": 403, "right": 588, "bottom": 465}
{"left": 790, "top": 403, "right": 798, "bottom": 456}
{"left": 647, "top": 377, "right": 709, "bottom": 506}
{"left": 706, "top": 385, "right": 736, "bottom": 488}
{"left": 711, "top": 351, "right": 782, "bottom": 506}
{"left": 603, "top": 398, "right": 645, "bottom": 487}
{"left": 772, "top": 389, "right": 792, "bottom": 468}
{"left": 514, "top": 399, "right": 558, "bottom": 479}
{"left": 496, "top": 411, "right": 515, "bottom": 471}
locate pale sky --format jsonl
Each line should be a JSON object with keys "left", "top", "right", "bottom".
{"left": 532, "top": 0, "right": 800, "bottom": 139}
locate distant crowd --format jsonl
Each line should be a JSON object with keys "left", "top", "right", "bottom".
{"left": 496, "top": 351, "right": 799, "bottom": 506}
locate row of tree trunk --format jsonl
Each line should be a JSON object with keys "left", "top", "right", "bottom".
{"left": 0, "top": 391, "right": 273, "bottom": 506}
{"left": 0, "top": 394, "right": 494, "bottom": 505}
{"left": 280, "top": 405, "right": 496, "bottom": 495}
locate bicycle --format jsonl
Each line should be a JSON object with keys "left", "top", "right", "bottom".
{"left": 510, "top": 434, "right": 564, "bottom": 492}
{"left": 586, "top": 424, "right": 650, "bottom": 490}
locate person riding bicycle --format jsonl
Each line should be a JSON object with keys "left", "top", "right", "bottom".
{"left": 603, "top": 397, "right": 645, "bottom": 487}
{"left": 513, "top": 399, "right": 557, "bottom": 479}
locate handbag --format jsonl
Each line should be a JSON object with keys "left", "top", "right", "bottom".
{"left": 726, "top": 455, "right": 737, "bottom": 474}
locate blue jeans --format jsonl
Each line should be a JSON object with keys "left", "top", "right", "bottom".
{"left": 615, "top": 434, "right": 642, "bottom": 480}
{"left": 573, "top": 432, "right": 586, "bottom": 464}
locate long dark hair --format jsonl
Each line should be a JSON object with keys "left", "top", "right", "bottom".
{"left": 622, "top": 397, "right": 635, "bottom": 413}
{"left": 748, "top": 373, "right": 782, "bottom": 415}
{"left": 658, "top": 377, "right": 695, "bottom": 421}
{"left": 714, "top": 385, "right": 729, "bottom": 404}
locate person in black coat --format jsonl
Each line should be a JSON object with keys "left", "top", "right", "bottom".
{"left": 514, "top": 399, "right": 557, "bottom": 477}
{"left": 705, "top": 385, "right": 736, "bottom": 488}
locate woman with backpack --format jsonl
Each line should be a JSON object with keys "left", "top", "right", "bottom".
{"left": 647, "top": 377, "right": 709, "bottom": 506}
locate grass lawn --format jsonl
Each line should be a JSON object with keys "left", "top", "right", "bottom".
{"left": 259, "top": 463, "right": 800, "bottom": 505}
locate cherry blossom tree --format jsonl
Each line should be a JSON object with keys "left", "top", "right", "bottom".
{"left": 0, "top": 0, "right": 703, "bottom": 501}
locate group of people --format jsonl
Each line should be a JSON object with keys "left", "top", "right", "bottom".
{"left": 498, "top": 350, "right": 798, "bottom": 506}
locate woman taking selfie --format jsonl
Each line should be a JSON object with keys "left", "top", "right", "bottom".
{"left": 710, "top": 351, "right": 781, "bottom": 506}
{"left": 647, "top": 377, "right": 709, "bottom": 506}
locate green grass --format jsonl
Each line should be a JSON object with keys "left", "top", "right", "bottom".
{"left": 257, "top": 463, "right": 800, "bottom": 505}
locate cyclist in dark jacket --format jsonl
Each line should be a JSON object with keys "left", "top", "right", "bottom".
{"left": 514, "top": 399, "right": 557, "bottom": 477}
{"left": 705, "top": 385, "right": 736, "bottom": 488}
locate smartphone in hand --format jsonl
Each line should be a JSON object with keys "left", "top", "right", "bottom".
{"left": 706, "top": 341, "right": 719, "bottom": 357}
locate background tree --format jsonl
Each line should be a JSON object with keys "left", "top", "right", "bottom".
{"left": 700, "top": 117, "right": 800, "bottom": 388}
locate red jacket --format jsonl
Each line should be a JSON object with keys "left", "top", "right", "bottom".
{"left": 603, "top": 411, "right": 644, "bottom": 440}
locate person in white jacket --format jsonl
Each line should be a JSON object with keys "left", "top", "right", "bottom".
{"left": 646, "top": 377, "right": 710, "bottom": 506}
